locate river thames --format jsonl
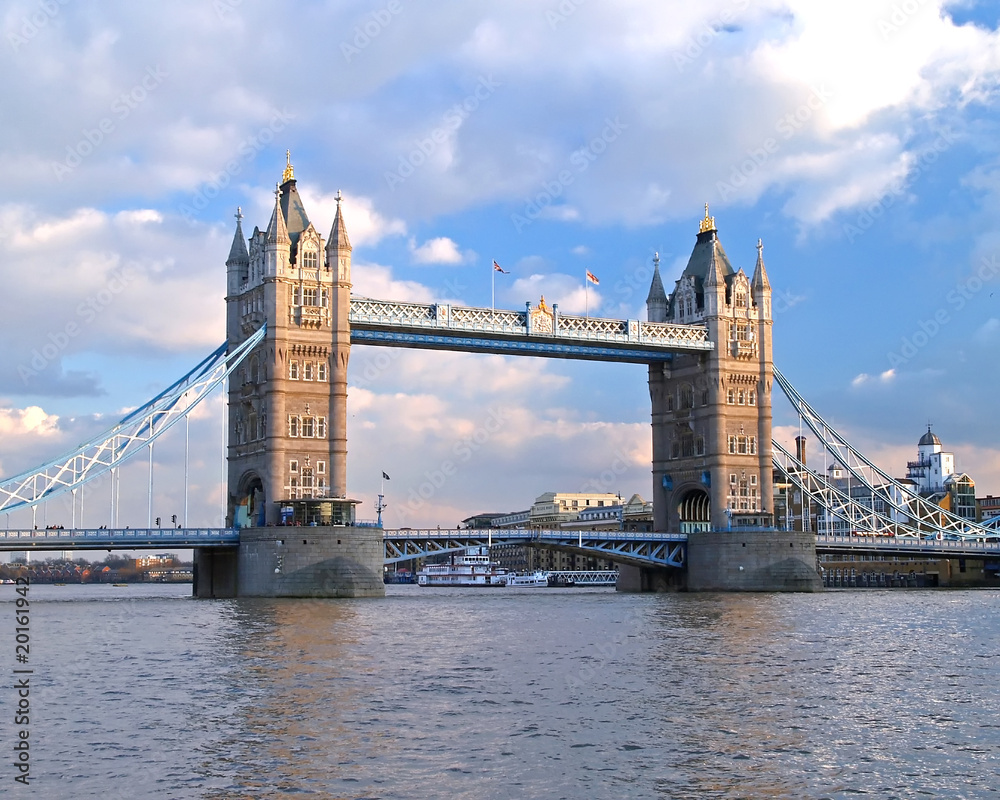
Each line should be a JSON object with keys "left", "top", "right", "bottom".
{"left": 2, "top": 583, "right": 998, "bottom": 799}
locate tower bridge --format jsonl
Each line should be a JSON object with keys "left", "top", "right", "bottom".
{"left": 2, "top": 158, "right": 997, "bottom": 596}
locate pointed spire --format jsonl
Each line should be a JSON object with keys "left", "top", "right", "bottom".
{"left": 327, "top": 190, "right": 352, "bottom": 252}
{"left": 646, "top": 252, "right": 668, "bottom": 322}
{"left": 752, "top": 237, "right": 770, "bottom": 291}
{"left": 703, "top": 237, "right": 726, "bottom": 288}
{"left": 266, "top": 183, "right": 290, "bottom": 245}
{"left": 226, "top": 206, "right": 249, "bottom": 266}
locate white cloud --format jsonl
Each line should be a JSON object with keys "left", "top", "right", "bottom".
{"left": 408, "top": 236, "right": 466, "bottom": 264}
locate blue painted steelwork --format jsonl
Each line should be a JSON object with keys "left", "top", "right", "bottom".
{"left": 815, "top": 533, "right": 1000, "bottom": 559}
{"left": 351, "top": 329, "right": 677, "bottom": 363}
{"left": 0, "top": 326, "right": 267, "bottom": 515}
{"left": 382, "top": 528, "right": 687, "bottom": 569}
{"left": 0, "top": 528, "right": 239, "bottom": 550}
{"left": 348, "top": 298, "right": 712, "bottom": 363}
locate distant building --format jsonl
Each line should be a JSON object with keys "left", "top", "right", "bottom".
{"left": 460, "top": 513, "right": 508, "bottom": 530}
{"left": 8, "top": 552, "right": 27, "bottom": 565}
{"left": 135, "top": 553, "right": 177, "bottom": 568}
{"left": 528, "top": 492, "right": 621, "bottom": 528}
{"left": 906, "top": 426, "right": 975, "bottom": 521}
{"left": 978, "top": 495, "right": 1000, "bottom": 524}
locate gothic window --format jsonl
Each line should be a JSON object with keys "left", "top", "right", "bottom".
{"left": 680, "top": 385, "right": 694, "bottom": 409}
{"left": 701, "top": 390, "right": 709, "bottom": 406}
{"left": 258, "top": 410, "right": 266, "bottom": 439}
{"left": 303, "top": 287, "right": 317, "bottom": 306}
{"left": 290, "top": 459, "right": 298, "bottom": 473}
{"left": 695, "top": 436, "right": 705, "bottom": 456}
{"left": 317, "top": 461, "right": 326, "bottom": 474}
{"left": 292, "top": 286, "right": 301, "bottom": 305}
{"left": 666, "top": 395, "right": 675, "bottom": 412}
{"left": 728, "top": 435, "right": 736, "bottom": 455}
{"left": 304, "top": 362, "right": 314, "bottom": 381}
{"left": 727, "top": 389, "right": 735, "bottom": 405}
{"left": 317, "top": 417, "right": 327, "bottom": 438}
{"left": 289, "top": 477, "right": 299, "bottom": 499}
{"left": 248, "top": 410, "right": 257, "bottom": 441}
{"left": 289, "top": 361, "right": 299, "bottom": 380}
{"left": 681, "top": 435, "right": 694, "bottom": 458}
{"left": 737, "top": 437, "right": 748, "bottom": 455}
{"left": 318, "top": 363, "right": 328, "bottom": 382}
{"left": 748, "top": 390, "right": 756, "bottom": 406}
{"left": 302, "top": 250, "right": 318, "bottom": 270}
{"left": 301, "top": 417, "right": 315, "bottom": 438}
{"left": 671, "top": 441, "right": 680, "bottom": 459}
{"left": 288, "top": 416, "right": 299, "bottom": 437}
{"left": 319, "top": 289, "right": 328, "bottom": 307}
{"left": 737, "top": 389, "right": 745, "bottom": 405}
{"left": 749, "top": 436, "right": 757, "bottom": 455}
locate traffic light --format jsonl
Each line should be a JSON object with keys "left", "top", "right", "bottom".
{"left": 171, "top": 514, "right": 177, "bottom": 524}
{"left": 155, "top": 517, "right": 161, "bottom": 527}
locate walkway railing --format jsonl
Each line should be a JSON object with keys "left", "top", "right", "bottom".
{"left": 350, "top": 298, "right": 712, "bottom": 360}
{"left": 0, "top": 528, "right": 239, "bottom": 550}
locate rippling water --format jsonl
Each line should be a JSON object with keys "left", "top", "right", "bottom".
{"left": 3, "top": 583, "right": 999, "bottom": 799}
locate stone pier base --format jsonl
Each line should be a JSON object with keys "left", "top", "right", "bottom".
{"left": 193, "top": 526, "right": 385, "bottom": 598}
{"left": 686, "top": 530, "right": 823, "bottom": 592}
{"left": 616, "top": 563, "right": 685, "bottom": 592}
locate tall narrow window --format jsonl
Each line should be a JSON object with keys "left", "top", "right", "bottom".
{"left": 289, "top": 361, "right": 299, "bottom": 380}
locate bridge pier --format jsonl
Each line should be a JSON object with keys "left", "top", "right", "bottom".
{"left": 685, "top": 530, "right": 822, "bottom": 591}
{"left": 616, "top": 563, "right": 685, "bottom": 592}
{"left": 192, "top": 548, "right": 238, "bottom": 599}
{"left": 194, "top": 526, "right": 385, "bottom": 598}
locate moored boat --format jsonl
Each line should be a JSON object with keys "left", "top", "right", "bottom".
{"left": 417, "top": 546, "right": 508, "bottom": 587}
{"left": 505, "top": 571, "right": 549, "bottom": 588}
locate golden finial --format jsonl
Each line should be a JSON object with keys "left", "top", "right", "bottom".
{"left": 698, "top": 202, "right": 716, "bottom": 234}
{"left": 282, "top": 150, "right": 295, "bottom": 183}
{"left": 538, "top": 295, "right": 549, "bottom": 313}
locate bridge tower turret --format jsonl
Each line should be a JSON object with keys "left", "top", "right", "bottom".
{"left": 326, "top": 192, "right": 352, "bottom": 499}
{"left": 636, "top": 207, "right": 819, "bottom": 592}
{"left": 224, "top": 154, "right": 357, "bottom": 529}
{"left": 647, "top": 206, "right": 774, "bottom": 534}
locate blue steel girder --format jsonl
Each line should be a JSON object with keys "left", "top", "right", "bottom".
{"left": 351, "top": 329, "right": 678, "bottom": 363}
{"left": 815, "top": 533, "right": 1000, "bottom": 559}
{"left": 382, "top": 529, "right": 686, "bottom": 569}
{"left": 0, "top": 528, "right": 240, "bottom": 550}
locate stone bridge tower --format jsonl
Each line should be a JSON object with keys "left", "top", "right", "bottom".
{"left": 636, "top": 207, "right": 820, "bottom": 592}
{"left": 224, "top": 153, "right": 354, "bottom": 528}
{"left": 195, "top": 155, "right": 382, "bottom": 599}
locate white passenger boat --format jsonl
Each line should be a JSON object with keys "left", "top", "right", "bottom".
{"left": 505, "top": 571, "right": 549, "bottom": 588}
{"left": 417, "top": 546, "right": 508, "bottom": 587}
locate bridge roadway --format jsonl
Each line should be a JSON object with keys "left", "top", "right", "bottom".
{"left": 348, "top": 298, "right": 713, "bottom": 362}
{"left": 2, "top": 528, "right": 997, "bottom": 566}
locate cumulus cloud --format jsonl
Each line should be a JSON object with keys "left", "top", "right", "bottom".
{"left": 408, "top": 236, "right": 467, "bottom": 264}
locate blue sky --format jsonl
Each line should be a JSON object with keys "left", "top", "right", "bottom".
{"left": 2, "top": 0, "right": 1000, "bottom": 531}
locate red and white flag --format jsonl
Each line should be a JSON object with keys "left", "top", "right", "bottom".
{"left": 586, "top": 270, "right": 600, "bottom": 285}
{"left": 493, "top": 260, "right": 509, "bottom": 274}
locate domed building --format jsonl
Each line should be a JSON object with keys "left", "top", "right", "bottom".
{"left": 906, "top": 426, "right": 975, "bottom": 520}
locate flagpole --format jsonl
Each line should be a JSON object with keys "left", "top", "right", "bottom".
{"left": 491, "top": 260, "right": 495, "bottom": 314}
{"left": 585, "top": 271, "right": 589, "bottom": 318}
